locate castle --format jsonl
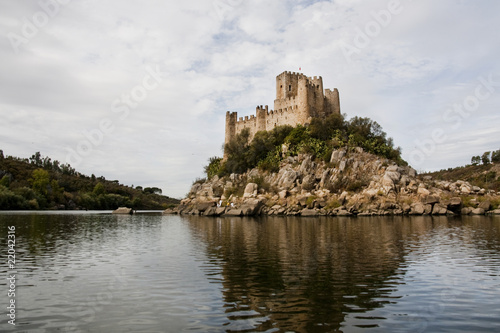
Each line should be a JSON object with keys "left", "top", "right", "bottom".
{"left": 224, "top": 71, "right": 340, "bottom": 155}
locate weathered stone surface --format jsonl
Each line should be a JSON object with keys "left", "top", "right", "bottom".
{"left": 423, "top": 195, "right": 440, "bottom": 205}
{"left": 339, "top": 191, "right": 349, "bottom": 204}
{"left": 417, "top": 187, "right": 430, "bottom": 196}
{"left": 489, "top": 209, "right": 500, "bottom": 215}
{"left": 301, "top": 174, "right": 316, "bottom": 191}
{"left": 338, "top": 160, "right": 347, "bottom": 172}
{"left": 204, "top": 206, "right": 217, "bottom": 216}
{"left": 278, "top": 190, "right": 288, "bottom": 199}
{"left": 478, "top": 200, "right": 491, "bottom": 211}
{"left": 471, "top": 208, "right": 485, "bottom": 215}
{"left": 243, "top": 183, "right": 258, "bottom": 198}
{"left": 301, "top": 208, "right": 319, "bottom": 216}
{"left": 410, "top": 203, "right": 425, "bottom": 215}
{"left": 224, "top": 208, "right": 242, "bottom": 216}
{"left": 112, "top": 207, "right": 133, "bottom": 214}
{"left": 432, "top": 204, "right": 448, "bottom": 215}
{"left": 461, "top": 207, "right": 473, "bottom": 215}
{"left": 336, "top": 209, "right": 352, "bottom": 216}
{"left": 448, "top": 197, "right": 462, "bottom": 209}
{"left": 330, "top": 149, "right": 346, "bottom": 164}
{"left": 215, "top": 207, "right": 227, "bottom": 215}
{"left": 196, "top": 201, "right": 215, "bottom": 212}
{"left": 239, "top": 199, "right": 264, "bottom": 216}
{"left": 278, "top": 169, "right": 298, "bottom": 189}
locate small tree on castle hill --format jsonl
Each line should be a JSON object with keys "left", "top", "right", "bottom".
{"left": 492, "top": 149, "right": 500, "bottom": 163}
{"left": 481, "top": 151, "right": 491, "bottom": 165}
{"left": 471, "top": 155, "right": 481, "bottom": 165}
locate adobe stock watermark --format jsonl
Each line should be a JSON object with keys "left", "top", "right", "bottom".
{"left": 212, "top": 0, "right": 243, "bottom": 21}
{"left": 339, "top": 0, "right": 411, "bottom": 64}
{"left": 409, "top": 74, "right": 499, "bottom": 166}
{"left": 7, "top": 0, "right": 72, "bottom": 54}
{"left": 65, "top": 65, "right": 163, "bottom": 167}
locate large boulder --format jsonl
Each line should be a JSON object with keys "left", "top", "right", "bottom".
{"left": 224, "top": 209, "right": 242, "bottom": 216}
{"left": 410, "top": 203, "right": 425, "bottom": 215}
{"left": 204, "top": 206, "right": 218, "bottom": 216}
{"left": 301, "top": 208, "right": 319, "bottom": 217}
{"left": 112, "top": 207, "right": 133, "bottom": 215}
{"left": 432, "top": 204, "right": 448, "bottom": 215}
{"left": 478, "top": 200, "right": 491, "bottom": 211}
{"left": 278, "top": 169, "right": 298, "bottom": 189}
{"left": 299, "top": 155, "right": 313, "bottom": 174}
{"left": 239, "top": 198, "right": 264, "bottom": 216}
{"left": 330, "top": 149, "right": 346, "bottom": 164}
{"left": 301, "top": 174, "right": 316, "bottom": 191}
{"left": 471, "top": 208, "right": 485, "bottom": 215}
{"left": 423, "top": 195, "right": 440, "bottom": 205}
{"left": 461, "top": 207, "right": 473, "bottom": 215}
{"left": 447, "top": 197, "right": 462, "bottom": 213}
{"left": 243, "top": 183, "right": 258, "bottom": 198}
{"left": 196, "top": 201, "right": 215, "bottom": 212}
{"left": 417, "top": 187, "right": 430, "bottom": 196}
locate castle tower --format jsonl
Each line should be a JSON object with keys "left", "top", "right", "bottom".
{"left": 274, "top": 71, "right": 311, "bottom": 124}
{"left": 256, "top": 105, "right": 267, "bottom": 132}
{"left": 224, "top": 111, "right": 237, "bottom": 158}
{"left": 324, "top": 88, "right": 341, "bottom": 116}
{"left": 223, "top": 71, "right": 341, "bottom": 158}
{"left": 308, "top": 76, "right": 325, "bottom": 118}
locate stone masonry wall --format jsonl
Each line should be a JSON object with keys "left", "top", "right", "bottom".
{"left": 224, "top": 71, "right": 341, "bottom": 157}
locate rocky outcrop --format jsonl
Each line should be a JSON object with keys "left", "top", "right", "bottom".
{"left": 112, "top": 207, "right": 134, "bottom": 214}
{"left": 165, "top": 148, "right": 500, "bottom": 217}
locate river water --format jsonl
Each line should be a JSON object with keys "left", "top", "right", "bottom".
{"left": 0, "top": 212, "right": 499, "bottom": 332}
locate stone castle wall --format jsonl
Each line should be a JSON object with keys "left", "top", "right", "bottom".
{"left": 224, "top": 71, "right": 340, "bottom": 156}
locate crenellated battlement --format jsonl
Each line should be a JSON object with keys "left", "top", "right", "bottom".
{"left": 224, "top": 71, "right": 341, "bottom": 157}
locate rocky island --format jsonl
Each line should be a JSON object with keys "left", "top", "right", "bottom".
{"left": 168, "top": 147, "right": 500, "bottom": 217}
{"left": 166, "top": 71, "right": 500, "bottom": 217}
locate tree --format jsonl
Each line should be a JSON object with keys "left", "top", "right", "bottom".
{"left": 309, "top": 113, "right": 346, "bottom": 141}
{"left": 205, "top": 156, "right": 223, "bottom": 179}
{"left": 481, "top": 151, "right": 491, "bottom": 165}
{"left": 471, "top": 155, "right": 481, "bottom": 165}
{"left": 0, "top": 175, "right": 10, "bottom": 187}
{"left": 30, "top": 152, "right": 42, "bottom": 166}
{"left": 144, "top": 187, "right": 162, "bottom": 195}
{"left": 224, "top": 128, "right": 252, "bottom": 174}
{"left": 30, "top": 169, "right": 50, "bottom": 196}
{"left": 492, "top": 149, "right": 500, "bottom": 163}
{"left": 93, "top": 182, "right": 106, "bottom": 196}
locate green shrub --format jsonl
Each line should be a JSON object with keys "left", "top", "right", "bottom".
{"left": 204, "top": 156, "right": 223, "bottom": 179}
{"left": 249, "top": 175, "right": 271, "bottom": 192}
{"left": 208, "top": 115, "right": 407, "bottom": 177}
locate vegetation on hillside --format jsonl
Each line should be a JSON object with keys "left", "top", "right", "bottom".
{"left": 205, "top": 113, "right": 406, "bottom": 179}
{"left": 0, "top": 150, "right": 179, "bottom": 210}
{"left": 425, "top": 149, "right": 500, "bottom": 192}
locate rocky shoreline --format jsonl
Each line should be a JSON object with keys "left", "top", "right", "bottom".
{"left": 165, "top": 148, "right": 500, "bottom": 217}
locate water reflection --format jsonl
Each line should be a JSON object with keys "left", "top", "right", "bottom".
{"left": 0, "top": 213, "right": 499, "bottom": 332}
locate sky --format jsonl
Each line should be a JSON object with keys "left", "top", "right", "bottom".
{"left": 1, "top": 0, "right": 499, "bottom": 198}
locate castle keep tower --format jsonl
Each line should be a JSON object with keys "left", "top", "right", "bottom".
{"left": 224, "top": 71, "right": 340, "bottom": 157}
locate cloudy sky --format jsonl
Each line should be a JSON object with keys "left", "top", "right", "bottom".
{"left": 1, "top": 0, "right": 499, "bottom": 198}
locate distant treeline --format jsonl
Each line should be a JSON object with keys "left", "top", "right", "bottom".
{"left": 0, "top": 150, "right": 179, "bottom": 210}
{"left": 426, "top": 149, "right": 500, "bottom": 192}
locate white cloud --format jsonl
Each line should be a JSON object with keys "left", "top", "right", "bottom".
{"left": 1, "top": 0, "right": 499, "bottom": 198}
